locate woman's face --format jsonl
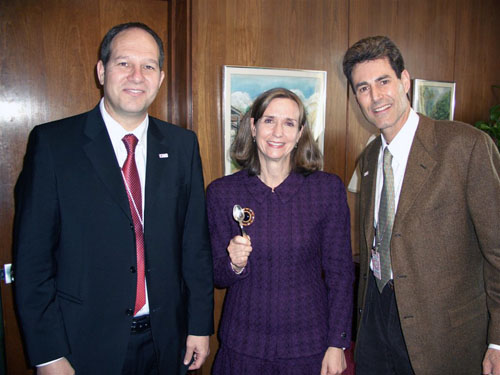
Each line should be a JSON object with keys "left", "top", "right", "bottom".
{"left": 251, "top": 98, "right": 303, "bottom": 169}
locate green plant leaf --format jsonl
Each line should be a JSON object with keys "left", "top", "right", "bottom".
{"left": 490, "top": 104, "right": 500, "bottom": 123}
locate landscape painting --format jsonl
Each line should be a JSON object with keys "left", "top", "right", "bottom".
{"left": 412, "top": 79, "right": 456, "bottom": 121}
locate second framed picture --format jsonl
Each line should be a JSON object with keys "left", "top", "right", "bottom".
{"left": 222, "top": 66, "right": 327, "bottom": 176}
{"left": 412, "top": 79, "right": 456, "bottom": 121}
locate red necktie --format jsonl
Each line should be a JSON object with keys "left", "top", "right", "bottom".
{"left": 122, "top": 134, "right": 146, "bottom": 315}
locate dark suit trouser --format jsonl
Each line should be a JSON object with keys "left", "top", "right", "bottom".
{"left": 121, "top": 328, "right": 159, "bottom": 375}
{"left": 355, "top": 272, "right": 414, "bottom": 375}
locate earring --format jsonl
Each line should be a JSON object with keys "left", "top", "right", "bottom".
{"left": 294, "top": 142, "right": 298, "bottom": 149}
{"left": 252, "top": 136, "right": 256, "bottom": 143}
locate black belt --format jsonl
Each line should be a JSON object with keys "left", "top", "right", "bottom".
{"left": 131, "top": 315, "right": 151, "bottom": 334}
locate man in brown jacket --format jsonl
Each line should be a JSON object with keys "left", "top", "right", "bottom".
{"left": 343, "top": 36, "right": 500, "bottom": 374}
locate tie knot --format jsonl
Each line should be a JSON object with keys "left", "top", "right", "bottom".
{"left": 122, "top": 134, "right": 138, "bottom": 155}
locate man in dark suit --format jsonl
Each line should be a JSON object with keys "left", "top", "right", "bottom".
{"left": 342, "top": 36, "right": 500, "bottom": 374}
{"left": 14, "top": 22, "right": 213, "bottom": 375}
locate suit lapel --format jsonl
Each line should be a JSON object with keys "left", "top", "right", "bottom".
{"left": 82, "top": 106, "right": 132, "bottom": 221}
{"left": 145, "top": 118, "right": 173, "bottom": 214}
{"left": 394, "top": 115, "right": 437, "bottom": 227}
{"left": 361, "top": 137, "right": 381, "bottom": 253}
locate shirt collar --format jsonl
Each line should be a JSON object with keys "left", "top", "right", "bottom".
{"left": 99, "top": 98, "right": 148, "bottom": 145}
{"left": 381, "top": 108, "right": 419, "bottom": 165}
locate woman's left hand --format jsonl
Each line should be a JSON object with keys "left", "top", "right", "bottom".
{"left": 320, "top": 347, "right": 346, "bottom": 375}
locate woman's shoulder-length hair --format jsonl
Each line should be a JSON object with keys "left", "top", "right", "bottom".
{"left": 230, "top": 87, "right": 323, "bottom": 176}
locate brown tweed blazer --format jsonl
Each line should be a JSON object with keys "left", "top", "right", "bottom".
{"left": 356, "top": 114, "right": 500, "bottom": 374}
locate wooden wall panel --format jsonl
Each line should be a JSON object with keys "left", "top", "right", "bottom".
{"left": 0, "top": 1, "right": 168, "bottom": 373}
{"left": 454, "top": 0, "right": 500, "bottom": 125}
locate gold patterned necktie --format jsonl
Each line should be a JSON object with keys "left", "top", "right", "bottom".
{"left": 376, "top": 147, "right": 395, "bottom": 292}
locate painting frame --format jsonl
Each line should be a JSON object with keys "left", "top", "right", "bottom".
{"left": 222, "top": 65, "right": 327, "bottom": 176}
{"left": 412, "top": 79, "right": 456, "bottom": 121}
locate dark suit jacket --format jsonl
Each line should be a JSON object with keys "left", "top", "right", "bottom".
{"left": 13, "top": 106, "right": 214, "bottom": 374}
{"left": 356, "top": 114, "right": 500, "bottom": 374}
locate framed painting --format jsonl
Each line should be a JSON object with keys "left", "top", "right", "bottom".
{"left": 412, "top": 79, "right": 456, "bottom": 120}
{"left": 222, "top": 66, "right": 327, "bottom": 175}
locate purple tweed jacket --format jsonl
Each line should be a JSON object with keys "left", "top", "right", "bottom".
{"left": 206, "top": 170, "right": 354, "bottom": 360}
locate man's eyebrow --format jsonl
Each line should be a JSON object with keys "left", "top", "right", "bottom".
{"left": 354, "top": 81, "right": 368, "bottom": 90}
{"left": 112, "top": 55, "right": 159, "bottom": 64}
{"left": 375, "top": 74, "right": 391, "bottom": 82}
{"left": 354, "top": 74, "right": 391, "bottom": 90}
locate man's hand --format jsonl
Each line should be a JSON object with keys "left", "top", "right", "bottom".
{"left": 321, "top": 347, "right": 346, "bottom": 375}
{"left": 483, "top": 348, "right": 500, "bottom": 375}
{"left": 37, "top": 357, "right": 74, "bottom": 375}
{"left": 184, "top": 335, "right": 210, "bottom": 370}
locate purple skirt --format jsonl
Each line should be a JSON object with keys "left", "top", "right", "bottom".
{"left": 212, "top": 345, "right": 324, "bottom": 375}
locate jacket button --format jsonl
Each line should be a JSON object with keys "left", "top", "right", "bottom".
{"left": 130, "top": 223, "right": 134, "bottom": 230}
{"left": 130, "top": 266, "right": 136, "bottom": 273}
{"left": 126, "top": 308, "right": 133, "bottom": 316}
{"left": 359, "top": 308, "right": 363, "bottom": 314}
{"left": 341, "top": 332, "right": 346, "bottom": 338}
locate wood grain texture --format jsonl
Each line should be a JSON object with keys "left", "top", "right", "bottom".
{"left": 167, "top": 0, "right": 192, "bottom": 128}
{"left": 454, "top": 0, "right": 500, "bottom": 125}
{"left": 0, "top": 1, "right": 167, "bottom": 373}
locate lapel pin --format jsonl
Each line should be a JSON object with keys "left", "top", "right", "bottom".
{"left": 159, "top": 153, "right": 169, "bottom": 159}
{"left": 363, "top": 171, "right": 369, "bottom": 176}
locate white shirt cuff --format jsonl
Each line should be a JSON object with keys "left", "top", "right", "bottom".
{"left": 489, "top": 343, "right": 500, "bottom": 351}
{"left": 37, "top": 357, "right": 64, "bottom": 367}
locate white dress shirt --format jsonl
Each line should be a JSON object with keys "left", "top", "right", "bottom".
{"left": 371, "top": 109, "right": 419, "bottom": 279}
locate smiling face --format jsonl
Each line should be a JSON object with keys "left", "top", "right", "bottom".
{"left": 251, "top": 98, "right": 303, "bottom": 171}
{"left": 96, "top": 27, "right": 165, "bottom": 130}
{"left": 351, "top": 57, "right": 411, "bottom": 143}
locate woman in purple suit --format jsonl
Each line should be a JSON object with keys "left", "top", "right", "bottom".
{"left": 207, "top": 88, "right": 354, "bottom": 375}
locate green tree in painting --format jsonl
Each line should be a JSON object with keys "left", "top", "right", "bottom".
{"left": 420, "top": 87, "right": 450, "bottom": 120}
{"left": 430, "top": 91, "right": 451, "bottom": 120}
